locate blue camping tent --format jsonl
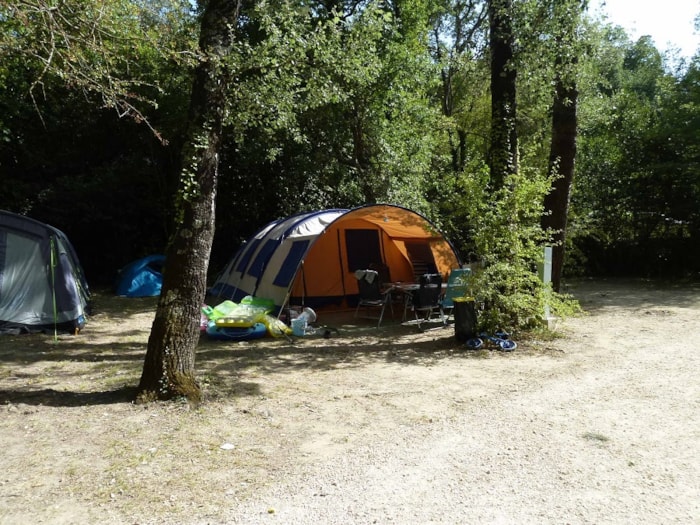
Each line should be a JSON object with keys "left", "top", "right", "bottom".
{"left": 115, "top": 255, "right": 165, "bottom": 297}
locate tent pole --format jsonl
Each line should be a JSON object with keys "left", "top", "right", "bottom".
{"left": 336, "top": 229, "right": 347, "bottom": 299}
{"left": 49, "top": 236, "right": 58, "bottom": 342}
{"left": 277, "top": 261, "right": 303, "bottom": 319}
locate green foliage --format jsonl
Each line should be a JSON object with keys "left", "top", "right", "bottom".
{"left": 455, "top": 165, "right": 579, "bottom": 332}
{"left": 572, "top": 25, "right": 700, "bottom": 276}
{"left": 3, "top": 0, "right": 700, "bottom": 287}
{"left": 213, "top": 1, "right": 441, "bottom": 213}
{"left": 0, "top": 0, "right": 195, "bottom": 282}
{"left": 0, "top": 0, "right": 198, "bottom": 140}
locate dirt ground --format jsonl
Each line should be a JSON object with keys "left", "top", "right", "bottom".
{"left": 0, "top": 278, "right": 698, "bottom": 525}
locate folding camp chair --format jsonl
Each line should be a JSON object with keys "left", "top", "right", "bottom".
{"left": 354, "top": 270, "right": 393, "bottom": 328}
{"left": 403, "top": 273, "right": 445, "bottom": 330}
{"left": 440, "top": 268, "right": 471, "bottom": 323}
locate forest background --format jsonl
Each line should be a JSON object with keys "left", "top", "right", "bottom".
{"left": 2, "top": 0, "right": 699, "bottom": 288}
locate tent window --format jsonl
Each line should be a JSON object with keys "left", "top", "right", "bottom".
{"left": 273, "top": 240, "right": 309, "bottom": 287}
{"left": 236, "top": 239, "right": 262, "bottom": 274}
{"left": 249, "top": 239, "right": 278, "bottom": 278}
{"left": 345, "top": 229, "right": 381, "bottom": 272}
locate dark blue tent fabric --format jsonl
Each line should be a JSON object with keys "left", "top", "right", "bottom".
{"left": 115, "top": 255, "right": 165, "bottom": 297}
{"left": 0, "top": 210, "right": 90, "bottom": 334}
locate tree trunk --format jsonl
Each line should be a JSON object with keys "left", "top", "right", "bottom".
{"left": 488, "top": 0, "right": 518, "bottom": 188}
{"left": 540, "top": 1, "right": 583, "bottom": 292}
{"left": 543, "top": 71, "right": 577, "bottom": 292}
{"left": 137, "top": 0, "right": 242, "bottom": 404}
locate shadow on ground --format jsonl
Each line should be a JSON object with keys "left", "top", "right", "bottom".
{"left": 0, "top": 386, "right": 138, "bottom": 407}
{"left": 10, "top": 278, "right": 690, "bottom": 408}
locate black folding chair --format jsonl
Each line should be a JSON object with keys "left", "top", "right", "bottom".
{"left": 403, "top": 273, "right": 445, "bottom": 330}
{"left": 354, "top": 270, "right": 393, "bottom": 328}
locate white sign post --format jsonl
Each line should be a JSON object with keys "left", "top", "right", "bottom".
{"left": 538, "top": 246, "right": 554, "bottom": 327}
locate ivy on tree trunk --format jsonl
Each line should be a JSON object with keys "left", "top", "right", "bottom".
{"left": 137, "top": 0, "right": 243, "bottom": 404}
{"left": 488, "top": 0, "right": 518, "bottom": 188}
{"left": 543, "top": 79, "right": 578, "bottom": 292}
{"left": 542, "top": 3, "right": 581, "bottom": 293}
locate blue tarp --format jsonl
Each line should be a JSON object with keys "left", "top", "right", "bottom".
{"left": 115, "top": 255, "right": 165, "bottom": 297}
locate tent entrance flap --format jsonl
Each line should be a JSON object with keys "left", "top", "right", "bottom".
{"left": 406, "top": 241, "right": 438, "bottom": 280}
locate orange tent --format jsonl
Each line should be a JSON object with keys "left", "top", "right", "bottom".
{"left": 210, "top": 204, "right": 461, "bottom": 312}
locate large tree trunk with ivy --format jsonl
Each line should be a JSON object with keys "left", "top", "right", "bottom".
{"left": 543, "top": 64, "right": 577, "bottom": 292}
{"left": 542, "top": 5, "right": 580, "bottom": 293}
{"left": 488, "top": 0, "right": 518, "bottom": 188}
{"left": 137, "top": 0, "right": 242, "bottom": 404}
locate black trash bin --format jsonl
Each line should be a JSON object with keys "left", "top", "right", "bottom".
{"left": 453, "top": 298, "right": 477, "bottom": 342}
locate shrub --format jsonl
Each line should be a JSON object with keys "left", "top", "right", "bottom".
{"left": 460, "top": 168, "right": 579, "bottom": 333}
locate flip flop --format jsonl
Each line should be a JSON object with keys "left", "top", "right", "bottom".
{"left": 466, "top": 337, "right": 483, "bottom": 350}
{"left": 478, "top": 332, "right": 517, "bottom": 351}
{"left": 498, "top": 339, "right": 517, "bottom": 351}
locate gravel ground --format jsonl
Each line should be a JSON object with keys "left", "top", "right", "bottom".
{"left": 224, "top": 280, "right": 700, "bottom": 525}
{"left": 1, "top": 278, "right": 698, "bottom": 525}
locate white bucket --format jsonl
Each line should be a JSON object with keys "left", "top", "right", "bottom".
{"left": 297, "top": 307, "right": 317, "bottom": 324}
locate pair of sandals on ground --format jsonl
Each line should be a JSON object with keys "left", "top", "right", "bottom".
{"left": 466, "top": 331, "right": 517, "bottom": 351}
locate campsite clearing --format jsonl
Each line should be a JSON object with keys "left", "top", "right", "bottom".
{"left": 0, "top": 279, "right": 698, "bottom": 524}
